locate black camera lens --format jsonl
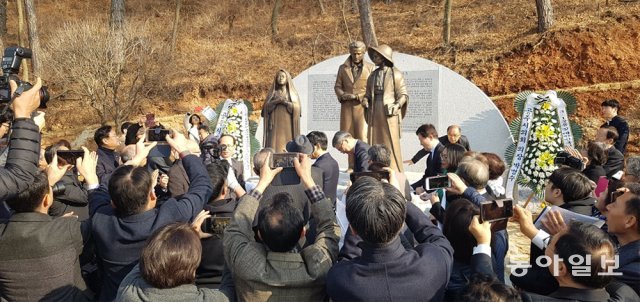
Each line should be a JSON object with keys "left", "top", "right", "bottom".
{"left": 52, "top": 182, "right": 66, "bottom": 197}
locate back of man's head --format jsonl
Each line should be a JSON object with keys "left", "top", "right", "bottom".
{"left": 206, "top": 161, "right": 229, "bottom": 200}
{"left": 109, "top": 165, "right": 152, "bottom": 217}
{"left": 462, "top": 274, "right": 522, "bottom": 302}
{"left": 625, "top": 156, "right": 640, "bottom": 182}
{"left": 307, "top": 131, "right": 328, "bottom": 151}
{"left": 6, "top": 171, "right": 49, "bottom": 213}
{"left": 332, "top": 131, "right": 352, "bottom": 148}
{"left": 346, "top": 176, "right": 406, "bottom": 244}
{"left": 416, "top": 123, "right": 437, "bottom": 138}
{"left": 367, "top": 144, "right": 391, "bottom": 168}
{"left": 120, "top": 145, "right": 137, "bottom": 163}
{"left": 549, "top": 167, "right": 592, "bottom": 202}
{"left": 94, "top": 125, "right": 113, "bottom": 147}
{"left": 553, "top": 222, "right": 615, "bottom": 289}
{"left": 258, "top": 193, "right": 305, "bottom": 252}
{"left": 456, "top": 159, "right": 489, "bottom": 190}
{"left": 252, "top": 148, "right": 274, "bottom": 175}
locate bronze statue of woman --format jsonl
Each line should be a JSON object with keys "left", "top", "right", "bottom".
{"left": 262, "top": 69, "right": 301, "bottom": 152}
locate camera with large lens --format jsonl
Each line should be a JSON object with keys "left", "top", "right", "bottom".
{"left": 0, "top": 46, "right": 49, "bottom": 107}
{"left": 554, "top": 151, "right": 585, "bottom": 171}
{"left": 201, "top": 141, "right": 227, "bottom": 164}
{"left": 51, "top": 182, "right": 66, "bottom": 197}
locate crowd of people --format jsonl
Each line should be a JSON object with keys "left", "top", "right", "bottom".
{"left": 0, "top": 78, "right": 638, "bottom": 302}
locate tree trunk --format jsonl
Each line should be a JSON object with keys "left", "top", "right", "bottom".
{"left": 443, "top": 0, "right": 452, "bottom": 45}
{"left": 170, "top": 0, "right": 182, "bottom": 56}
{"left": 0, "top": 0, "right": 7, "bottom": 36}
{"left": 357, "top": 0, "right": 378, "bottom": 47}
{"left": 318, "top": 0, "right": 325, "bottom": 15}
{"left": 535, "top": 0, "right": 553, "bottom": 33}
{"left": 110, "top": 0, "right": 125, "bottom": 65}
{"left": 271, "top": 0, "right": 281, "bottom": 39}
{"left": 24, "top": 0, "right": 41, "bottom": 76}
{"left": 16, "top": 0, "right": 28, "bottom": 81}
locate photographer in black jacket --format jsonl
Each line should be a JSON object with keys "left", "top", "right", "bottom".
{"left": 0, "top": 77, "right": 44, "bottom": 203}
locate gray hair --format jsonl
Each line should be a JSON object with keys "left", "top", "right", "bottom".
{"left": 368, "top": 144, "right": 391, "bottom": 167}
{"left": 456, "top": 159, "right": 489, "bottom": 190}
{"left": 253, "top": 148, "right": 275, "bottom": 175}
{"left": 120, "top": 145, "right": 137, "bottom": 163}
{"left": 626, "top": 156, "right": 640, "bottom": 178}
{"left": 332, "top": 131, "right": 352, "bottom": 148}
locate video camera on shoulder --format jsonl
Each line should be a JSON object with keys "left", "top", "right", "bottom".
{"left": 554, "top": 151, "right": 584, "bottom": 171}
{"left": 0, "top": 46, "right": 49, "bottom": 107}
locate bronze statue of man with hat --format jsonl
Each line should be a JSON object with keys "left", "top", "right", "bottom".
{"left": 334, "top": 41, "right": 375, "bottom": 170}
{"left": 362, "top": 44, "right": 409, "bottom": 173}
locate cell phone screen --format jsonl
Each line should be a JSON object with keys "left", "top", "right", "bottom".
{"left": 349, "top": 171, "right": 390, "bottom": 182}
{"left": 426, "top": 175, "right": 450, "bottom": 190}
{"left": 201, "top": 217, "right": 232, "bottom": 235}
{"left": 146, "top": 129, "right": 170, "bottom": 142}
{"left": 480, "top": 199, "right": 514, "bottom": 223}
{"left": 270, "top": 153, "right": 298, "bottom": 169}
{"left": 56, "top": 150, "right": 84, "bottom": 165}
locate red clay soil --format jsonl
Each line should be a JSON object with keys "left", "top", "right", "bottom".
{"left": 469, "top": 15, "right": 640, "bottom": 153}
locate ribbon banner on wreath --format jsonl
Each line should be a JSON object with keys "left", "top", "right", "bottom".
{"left": 505, "top": 90, "right": 583, "bottom": 200}
{"left": 213, "top": 99, "right": 252, "bottom": 179}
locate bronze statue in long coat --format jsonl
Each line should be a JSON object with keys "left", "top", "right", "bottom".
{"left": 363, "top": 45, "right": 409, "bottom": 172}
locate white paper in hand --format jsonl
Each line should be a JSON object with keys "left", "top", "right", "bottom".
{"left": 534, "top": 205, "right": 605, "bottom": 233}
{"left": 201, "top": 106, "right": 217, "bottom": 122}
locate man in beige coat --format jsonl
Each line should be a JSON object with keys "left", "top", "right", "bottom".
{"left": 363, "top": 44, "right": 409, "bottom": 173}
{"left": 335, "top": 41, "right": 374, "bottom": 170}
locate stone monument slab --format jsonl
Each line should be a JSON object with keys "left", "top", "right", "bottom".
{"left": 256, "top": 53, "right": 513, "bottom": 173}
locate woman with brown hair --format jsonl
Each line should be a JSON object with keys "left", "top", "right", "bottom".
{"left": 262, "top": 69, "right": 301, "bottom": 152}
{"left": 116, "top": 222, "right": 234, "bottom": 302}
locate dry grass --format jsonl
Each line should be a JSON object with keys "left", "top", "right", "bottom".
{"left": 2, "top": 0, "right": 639, "bottom": 148}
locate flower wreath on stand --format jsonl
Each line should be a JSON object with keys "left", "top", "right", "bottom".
{"left": 208, "top": 99, "right": 261, "bottom": 179}
{"left": 504, "top": 90, "right": 582, "bottom": 209}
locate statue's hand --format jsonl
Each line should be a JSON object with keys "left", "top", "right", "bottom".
{"left": 285, "top": 101, "right": 293, "bottom": 112}
{"left": 361, "top": 98, "right": 369, "bottom": 109}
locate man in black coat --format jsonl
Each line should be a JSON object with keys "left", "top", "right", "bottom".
{"left": 0, "top": 171, "right": 93, "bottom": 301}
{"left": 88, "top": 132, "right": 212, "bottom": 301}
{"left": 0, "top": 78, "right": 43, "bottom": 203}
{"left": 308, "top": 131, "right": 339, "bottom": 203}
{"left": 601, "top": 99, "right": 629, "bottom": 154}
{"left": 438, "top": 124, "right": 471, "bottom": 151}
{"left": 510, "top": 206, "right": 638, "bottom": 302}
{"left": 333, "top": 131, "right": 370, "bottom": 173}
{"left": 409, "top": 123, "right": 445, "bottom": 191}
{"left": 94, "top": 125, "right": 121, "bottom": 186}
{"left": 596, "top": 126, "right": 625, "bottom": 178}
{"left": 326, "top": 176, "right": 453, "bottom": 301}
